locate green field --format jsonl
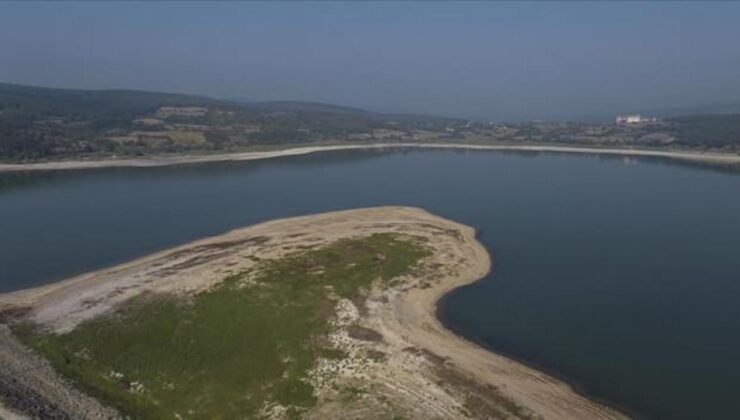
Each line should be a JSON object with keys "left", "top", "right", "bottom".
{"left": 18, "top": 233, "right": 429, "bottom": 419}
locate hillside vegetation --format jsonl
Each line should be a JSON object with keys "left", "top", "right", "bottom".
{"left": 2, "top": 82, "right": 740, "bottom": 162}
{"left": 0, "top": 83, "right": 458, "bottom": 161}
{"left": 669, "top": 114, "right": 740, "bottom": 148}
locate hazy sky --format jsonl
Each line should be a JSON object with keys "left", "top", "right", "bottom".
{"left": 2, "top": 2, "right": 740, "bottom": 121}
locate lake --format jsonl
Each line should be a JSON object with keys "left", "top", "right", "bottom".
{"left": 2, "top": 148, "right": 740, "bottom": 419}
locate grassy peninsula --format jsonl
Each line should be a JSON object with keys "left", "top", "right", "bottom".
{"left": 0, "top": 207, "right": 624, "bottom": 419}
{"left": 19, "top": 234, "right": 428, "bottom": 419}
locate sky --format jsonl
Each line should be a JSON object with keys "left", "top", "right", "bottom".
{"left": 1, "top": 2, "right": 740, "bottom": 121}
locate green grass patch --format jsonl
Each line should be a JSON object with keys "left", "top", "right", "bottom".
{"left": 18, "top": 233, "right": 429, "bottom": 419}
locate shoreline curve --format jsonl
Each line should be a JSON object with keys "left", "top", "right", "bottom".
{"left": 0, "top": 142, "right": 739, "bottom": 173}
{"left": 0, "top": 206, "right": 626, "bottom": 419}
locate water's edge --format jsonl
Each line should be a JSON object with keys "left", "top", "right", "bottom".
{"left": 2, "top": 142, "right": 740, "bottom": 173}
{"left": 0, "top": 206, "right": 624, "bottom": 419}
{"left": 436, "top": 288, "right": 642, "bottom": 419}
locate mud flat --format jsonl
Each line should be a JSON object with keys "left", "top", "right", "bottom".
{"left": 0, "top": 142, "right": 739, "bottom": 173}
{"left": 0, "top": 207, "right": 626, "bottom": 419}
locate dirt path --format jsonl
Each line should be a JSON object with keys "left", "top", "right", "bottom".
{"left": 0, "top": 207, "right": 627, "bottom": 419}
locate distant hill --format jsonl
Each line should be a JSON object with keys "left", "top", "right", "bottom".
{"left": 3, "top": 82, "right": 739, "bottom": 162}
{"left": 668, "top": 113, "right": 740, "bottom": 147}
{"left": 0, "top": 82, "right": 461, "bottom": 161}
{"left": 231, "top": 97, "right": 459, "bottom": 125}
{"left": 229, "top": 98, "right": 372, "bottom": 115}
{"left": 0, "top": 82, "right": 228, "bottom": 120}
{"left": 637, "top": 103, "right": 740, "bottom": 119}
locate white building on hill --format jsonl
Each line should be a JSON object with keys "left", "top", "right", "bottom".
{"left": 616, "top": 114, "right": 644, "bottom": 125}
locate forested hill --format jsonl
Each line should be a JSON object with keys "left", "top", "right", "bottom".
{"left": 667, "top": 114, "right": 740, "bottom": 148}
{"left": 0, "top": 83, "right": 460, "bottom": 161}
{"left": 1, "top": 82, "right": 740, "bottom": 162}
{"left": 0, "top": 83, "right": 225, "bottom": 122}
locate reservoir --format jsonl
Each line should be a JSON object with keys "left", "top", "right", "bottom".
{"left": 2, "top": 148, "right": 740, "bottom": 419}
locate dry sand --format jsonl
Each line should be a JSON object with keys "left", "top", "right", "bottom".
{"left": 0, "top": 142, "right": 738, "bottom": 173}
{"left": 0, "top": 403, "right": 26, "bottom": 420}
{"left": 0, "top": 207, "right": 626, "bottom": 419}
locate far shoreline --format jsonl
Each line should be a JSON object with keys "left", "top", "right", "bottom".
{"left": 1, "top": 141, "right": 739, "bottom": 173}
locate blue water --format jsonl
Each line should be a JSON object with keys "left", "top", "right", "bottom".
{"left": 2, "top": 149, "right": 740, "bottom": 419}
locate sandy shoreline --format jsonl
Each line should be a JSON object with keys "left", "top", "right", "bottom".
{"left": 0, "top": 207, "right": 626, "bottom": 419}
{"left": 0, "top": 142, "right": 738, "bottom": 173}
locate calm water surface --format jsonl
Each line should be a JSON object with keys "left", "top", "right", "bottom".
{"left": 2, "top": 149, "right": 740, "bottom": 419}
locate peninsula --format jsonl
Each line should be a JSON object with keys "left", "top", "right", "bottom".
{"left": 0, "top": 207, "right": 624, "bottom": 419}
